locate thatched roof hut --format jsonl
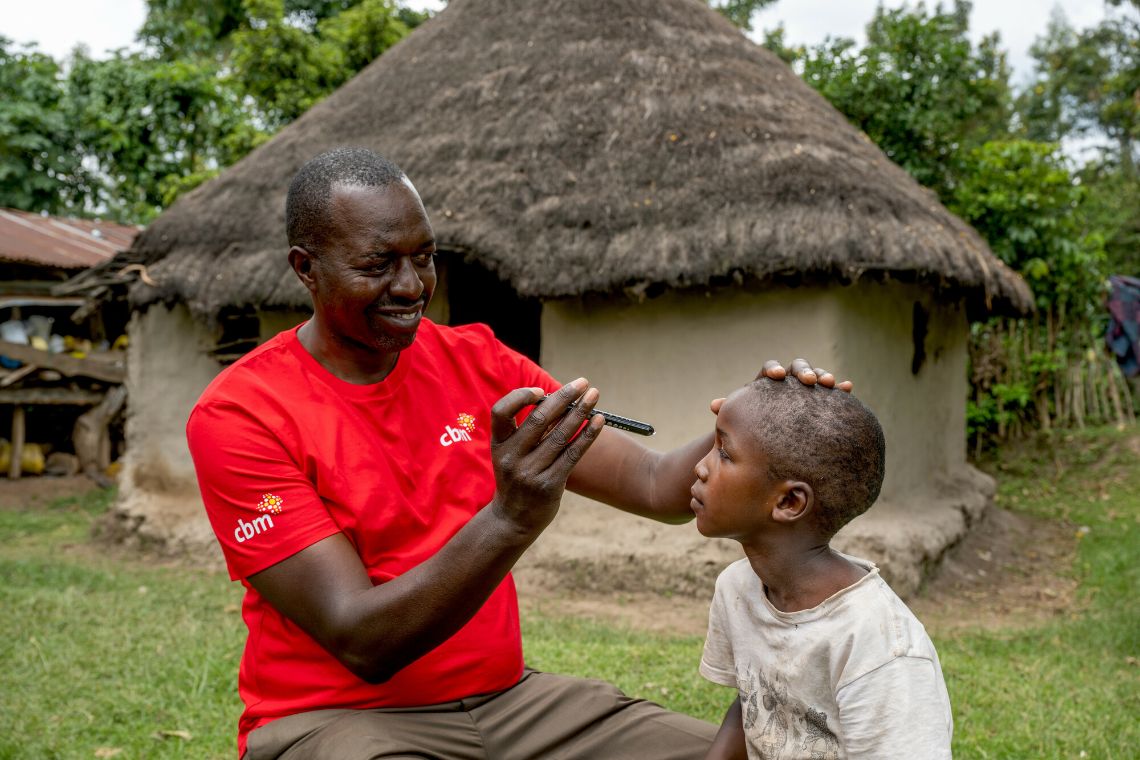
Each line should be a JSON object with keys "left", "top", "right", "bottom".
{"left": 124, "top": 0, "right": 1030, "bottom": 321}
{"left": 108, "top": 0, "right": 1031, "bottom": 596}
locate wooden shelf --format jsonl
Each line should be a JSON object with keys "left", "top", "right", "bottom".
{"left": 0, "top": 387, "right": 105, "bottom": 405}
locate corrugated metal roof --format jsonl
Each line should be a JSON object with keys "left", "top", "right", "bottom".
{"left": 0, "top": 208, "right": 141, "bottom": 269}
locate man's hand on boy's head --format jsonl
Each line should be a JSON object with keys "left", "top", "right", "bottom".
{"left": 765, "top": 358, "right": 853, "bottom": 392}
{"left": 710, "top": 357, "right": 854, "bottom": 414}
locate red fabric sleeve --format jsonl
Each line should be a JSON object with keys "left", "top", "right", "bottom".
{"left": 187, "top": 401, "right": 342, "bottom": 581}
{"left": 475, "top": 329, "right": 562, "bottom": 427}
{"left": 499, "top": 345, "right": 561, "bottom": 394}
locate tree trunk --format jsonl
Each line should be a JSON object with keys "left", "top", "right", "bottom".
{"left": 1119, "top": 132, "right": 1135, "bottom": 181}
{"left": 1106, "top": 364, "right": 1126, "bottom": 425}
{"left": 74, "top": 386, "right": 127, "bottom": 486}
{"left": 7, "top": 405, "right": 25, "bottom": 480}
{"left": 1072, "top": 368, "right": 1086, "bottom": 430}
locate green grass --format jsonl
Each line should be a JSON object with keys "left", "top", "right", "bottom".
{"left": 1, "top": 428, "right": 1137, "bottom": 758}
{"left": 0, "top": 490, "right": 247, "bottom": 759}
{"left": 522, "top": 616, "right": 723, "bottom": 722}
{"left": 938, "top": 428, "right": 1140, "bottom": 759}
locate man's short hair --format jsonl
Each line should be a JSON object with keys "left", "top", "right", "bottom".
{"left": 742, "top": 378, "right": 886, "bottom": 537}
{"left": 286, "top": 147, "right": 406, "bottom": 251}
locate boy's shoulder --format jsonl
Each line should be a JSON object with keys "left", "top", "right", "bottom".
{"left": 826, "top": 555, "right": 943, "bottom": 686}
{"left": 712, "top": 554, "right": 937, "bottom": 664}
{"left": 714, "top": 557, "right": 758, "bottom": 591}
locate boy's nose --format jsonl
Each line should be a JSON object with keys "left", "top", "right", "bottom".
{"left": 694, "top": 460, "right": 709, "bottom": 481}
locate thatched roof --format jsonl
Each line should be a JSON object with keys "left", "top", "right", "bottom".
{"left": 124, "top": 0, "right": 1032, "bottom": 318}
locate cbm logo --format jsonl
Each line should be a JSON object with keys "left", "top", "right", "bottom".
{"left": 439, "top": 424, "right": 473, "bottom": 447}
{"left": 234, "top": 514, "right": 275, "bottom": 543}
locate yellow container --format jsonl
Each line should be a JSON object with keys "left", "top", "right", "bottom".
{"left": 0, "top": 440, "right": 46, "bottom": 475}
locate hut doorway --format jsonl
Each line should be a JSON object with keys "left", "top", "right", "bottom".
{"left": 441, "top": 255, "right": 542, "bottom": 363}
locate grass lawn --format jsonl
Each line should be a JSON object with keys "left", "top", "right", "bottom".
{"left": 1, "top": 427, "right": 1137, "bottom": 758}
{"left": 934, "top": 428, "right": 1140, "bottom": 759}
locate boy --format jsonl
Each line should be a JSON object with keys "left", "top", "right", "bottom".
{"left": 691, "top": 378, "right": 952, "bottom": 760}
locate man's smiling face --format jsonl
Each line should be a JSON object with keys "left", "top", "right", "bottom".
{"left": 308, "top": 179, "right": 437, "bottom": 356}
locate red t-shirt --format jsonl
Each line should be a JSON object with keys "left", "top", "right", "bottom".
{"left": 186, "top": 320, "right": 560, "bottom": 757}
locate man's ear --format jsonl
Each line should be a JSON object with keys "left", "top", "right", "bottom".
{"left": 289, "top": 246, "right": 318, "bottom": 292}
{"left": 770, "top": 482, "right": 814, "bottom": 524}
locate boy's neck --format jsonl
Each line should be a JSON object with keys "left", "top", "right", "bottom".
{"left": 741, "top": 537, "right": 868, "bottom": 613}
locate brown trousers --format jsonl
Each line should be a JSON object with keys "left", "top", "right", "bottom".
{"left": 244, "top": 670, "right": 717, "bottom": 760}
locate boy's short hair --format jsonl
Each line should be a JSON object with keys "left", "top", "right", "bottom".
{"left": 741, "top": 378, "right": 885, "bottom": 537}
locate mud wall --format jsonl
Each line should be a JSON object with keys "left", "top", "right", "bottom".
{"left": 532, "top": 280, "right": 986, "bottom": 597}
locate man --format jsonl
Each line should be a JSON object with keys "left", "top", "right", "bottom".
{"left": 187, "top": 147, "right": 845, "bottom": 759}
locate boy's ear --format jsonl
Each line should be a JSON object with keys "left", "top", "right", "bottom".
{"left": 770, "top": 481, "right": 814, "bottom": 524}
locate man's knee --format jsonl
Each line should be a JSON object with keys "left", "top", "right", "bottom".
{"left": 257, "top": 708, "right": 481, "bottom": 760}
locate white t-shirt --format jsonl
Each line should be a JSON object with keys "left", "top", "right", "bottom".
{"left": 700, "top": 555, "right": 953, "bottom": 760}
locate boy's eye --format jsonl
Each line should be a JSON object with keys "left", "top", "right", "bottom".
{"left": 718, "top": 447, "right": 730, "bottom": 461}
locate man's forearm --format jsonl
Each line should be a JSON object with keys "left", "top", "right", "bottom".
{"left": 249, "top": 503, "right": 540, "bottom": 685}
{"left": 646, "top": 432, "right": 715, "bottom": 520}
{"left": 339, "top": 504, "right": 538, "bottom": 681}
{"left": 567, "top": 428, "right": 713, "bottom": 523}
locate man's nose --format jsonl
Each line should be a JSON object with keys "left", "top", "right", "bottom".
{"left": 390, "top": 256, "right": 424, "bottom": 300}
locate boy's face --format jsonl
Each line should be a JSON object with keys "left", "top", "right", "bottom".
{"left": 690, "top": 389, "right": 777, "bottom": 540}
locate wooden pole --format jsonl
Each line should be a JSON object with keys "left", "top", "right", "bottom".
{"left": 1072, "top": 368, "right": 1086, "bottom": 430}
{"left": 1055, "top": 368, "right": 1066, "bottom": 427}
{"left": 1106, "top": 365, "right": 1125, "bottom": 426}
{"left": 1094, "top": 363, "right": 1111, "bottom": 424}
{"left": 8, "top": 405, "right": 24, "bottom": 479}
{"left": 1122, "top": 369, "right": 1137, "bottom": 424}
{"left": 1091, "top": 364, "right": 1108, "bottom": 424}
{"left": 74, "top": 386, "right": 126, "bottom": 485}
{"left": 1037, "top": 394, "right": 1051, "bottom": 431}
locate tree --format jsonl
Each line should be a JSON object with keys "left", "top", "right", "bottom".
{"left": 0, "top": 38, "right": 87, "bottom": 213}
{"left": 758, "top": 24, "right": 803, "bottom": 65}
{"left": 229, "top": 0, "right": 415, "bottom": 128}
{"left": 137, "top": 0, "right": 248, "bottom": 61}
{"left": 706, "top": 0, "right": 775, "bottom": 32}
{"left": 1079, "top": 160, "right": 1140, "bottom": 275}
{"left": 226, "top": 0, "right": 347, "bottom": 128}
{"left": 135, "top": 0, "right": 428, "bottom": 59}
{"left": 320, "top": 0, "right": 418, "bottom": 74}
{"left": 1019, "top": 7, "right": 1140, "bottom": 177}
{"left": 950, "top": 140, "right": 1105, "bottom": 315}
{"left": 951, "top": 140, "right": 1119, "bottom": 443}
{"left": 9, "top": 0, "right": 426, "bottom": 223}
{"left": 1017, "top": 5, "right": 1139, "bottom": 275}
{"left": 768, "top": 2, "right": 1130, "bottom": 441}
{"left": 64, "top": 50, "right": 265, "bottom": 222}
{"left": 796, "top": 0, "right": 1012, "bottom": 202}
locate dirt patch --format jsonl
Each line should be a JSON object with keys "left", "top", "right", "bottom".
{"left": 518, "top": 507, "right": 1079, "bottom": 638}
{"left": 0, "top": 476, "right": 200, "bottom": 572}
{"left": 518, "top": 584, "right": 714, "bottom": 637}
{"left": 909, "top": 506, "right": 1080, "bottom": 634}
{"left": 1128, "top": 435, "right": 1140, "bottom": 458}
{"left": 0, "top": 475, "right": 100, "bottom": 510}
{"left": 0, "top": 477, "right": 1080, "bottom": 639}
